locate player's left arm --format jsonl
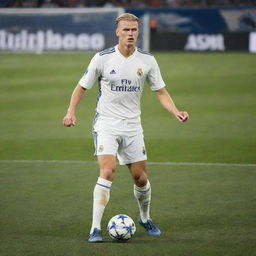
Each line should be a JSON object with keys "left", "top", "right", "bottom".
{"left": 155, "top": 87, "right": 189, "bottom": 123}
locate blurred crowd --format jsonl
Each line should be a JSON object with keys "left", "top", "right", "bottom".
{"left": 1, "top": 0, "right": 255, "bottom": 7}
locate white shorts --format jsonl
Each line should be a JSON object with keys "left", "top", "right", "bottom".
{"left": 93, "top": 115, "right": 147, "bottom": 165}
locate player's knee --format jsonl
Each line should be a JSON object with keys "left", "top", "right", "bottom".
{"left": 133, "top": 172, "right": 147, "bottom": 187}
{"left": 98, "top": 155, "right": 116, "bottom": 181}
{"left": 100, "top": 165, "right": 116, "bottom": 181}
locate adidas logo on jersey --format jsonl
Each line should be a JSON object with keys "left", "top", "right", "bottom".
{"left": 110, "top": 70, "right": 116, "bottom": 74}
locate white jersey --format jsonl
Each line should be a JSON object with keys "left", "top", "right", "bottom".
{"left": 79, "top": 45, "right": 165, "bottom": 120}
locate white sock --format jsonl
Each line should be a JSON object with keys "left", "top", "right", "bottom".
{"left": 90, "top": 177, "right": 112, "bottom": 233}
{"left": 134, "top": 180, "right": 151, "bottom": 223}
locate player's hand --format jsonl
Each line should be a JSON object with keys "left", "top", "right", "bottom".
{"left": 175, "top": 111, "right": 189, "bottom": 123}
{"left": 63, "top": 112, "right": 76, "bottom": 127}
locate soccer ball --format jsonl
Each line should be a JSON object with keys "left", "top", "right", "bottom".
{"left": 107, "top": 214, "right": 136, "bottom": 241}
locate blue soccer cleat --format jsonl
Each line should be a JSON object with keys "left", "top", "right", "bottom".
{"left": 88, "top": 228, "right": 103, "bottom": 243}
{"left": 139, "top": 217, "right": 161, "bottom": 236}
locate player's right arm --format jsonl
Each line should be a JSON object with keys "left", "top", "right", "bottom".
{"left": 63, "top": 53, "right": 101, "bottom": 127}
{"left": 63, "top": 85, "right": 86, "bottom": 127}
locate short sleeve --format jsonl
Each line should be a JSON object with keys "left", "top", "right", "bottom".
{"left": 147, "top": 56, "right": 166, "bottom": 91}
{"left": 79, "top": 53, "right": 102, "bottom": 89}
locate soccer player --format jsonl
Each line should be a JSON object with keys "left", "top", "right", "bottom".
{"left": 63, "top": 13, "right": 189, "bottom": 242}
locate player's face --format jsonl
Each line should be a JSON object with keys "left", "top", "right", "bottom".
{"left": 116, "top": 20, "right": 138, "bottom": 48}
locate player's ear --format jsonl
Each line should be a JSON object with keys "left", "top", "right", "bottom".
{"left": 116, "top": 28, "right": 119, "bottom": 37}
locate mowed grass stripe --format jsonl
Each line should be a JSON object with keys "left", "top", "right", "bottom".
{"left": 1, "top": 162, "right": 255, "bottom": 256}
{"left": 0, "top": 159, "right": 255, "bottom": 168}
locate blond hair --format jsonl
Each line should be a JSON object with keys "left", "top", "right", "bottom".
{"left": 115, "top": 13, "right": 139, "bottom": 26}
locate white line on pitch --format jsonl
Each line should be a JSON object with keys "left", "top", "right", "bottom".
{"left": 0, "top": 159, "right": 255, "bottom": 168}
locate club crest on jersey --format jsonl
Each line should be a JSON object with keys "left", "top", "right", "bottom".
{"left": 110, "top": 69, "right": 116, "bottom": 74}
{"left": 137, "top": 68, "right": 143, "bottom": 76}
{"left": 98, "top": 145, "right": 104, "bottom": 152}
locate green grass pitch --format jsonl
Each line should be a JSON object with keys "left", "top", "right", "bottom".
{"left": 0, "top": 52, "right": 256, "bottom": 256}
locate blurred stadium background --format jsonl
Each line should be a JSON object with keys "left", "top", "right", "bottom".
{"left": 1, "top": 0, "right": 256, "bottom": 8}
{"left": 0, "top": 1, "right": 256, "bottom": 52}
{"left": 0, "top": 2, "right": 256, "bottom": 256}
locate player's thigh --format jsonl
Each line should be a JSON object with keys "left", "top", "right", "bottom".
{"left": 94, "top": 132, "right": 119, "bottom": 180}
{"left": 127, "top": 160, "right": 148, "bottom": 187}
{"left": 97, "top": 155, "right": 117, "bottom": 181}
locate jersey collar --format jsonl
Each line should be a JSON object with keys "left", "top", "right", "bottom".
{"left": 115, "top": 45, "right": 137, "bottom": 60}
